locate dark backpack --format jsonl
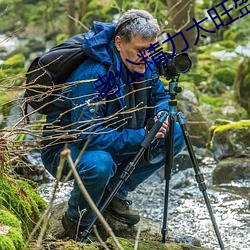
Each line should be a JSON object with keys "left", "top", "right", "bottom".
{"left": 24, "top": 34, "right": 86, "bottom": 115}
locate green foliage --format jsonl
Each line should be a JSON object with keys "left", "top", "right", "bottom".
{"left": 55, "top": 33, "right": 69, "bottom": 45}
{"left": 224, "top": 14, "right": 250, "bottom": 45}
{"left": 213, "top": 67, "right": 235, "bottom": 86}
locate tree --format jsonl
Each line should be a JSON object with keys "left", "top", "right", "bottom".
{"left": 166, "top": 0, "right": 196, "bottom": 56}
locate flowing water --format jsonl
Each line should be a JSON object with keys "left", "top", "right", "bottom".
{"left": 38, "top": 156, "right": 250, "bottom": 250}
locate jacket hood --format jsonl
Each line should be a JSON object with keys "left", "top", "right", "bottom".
{"left": 82, "top": 21, "right": 116, "bottom": 65}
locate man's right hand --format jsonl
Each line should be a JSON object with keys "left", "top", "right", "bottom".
{"left": 154, "top": 112, "right": 169, "bottom": 139}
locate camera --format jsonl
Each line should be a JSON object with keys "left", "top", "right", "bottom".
{"left": 157, "top": 52, "right": 192, "bottom": 79}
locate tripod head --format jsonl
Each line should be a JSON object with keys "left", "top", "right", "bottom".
{"left": 157, "top": 52, "right": 192, "bottom": 100}
{"left": 168, "top": 76, "right": 182, "bottom": 100}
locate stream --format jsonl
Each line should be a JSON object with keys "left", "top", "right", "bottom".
{"left": 38, "top": 155, "right": 250, "bottom": 250}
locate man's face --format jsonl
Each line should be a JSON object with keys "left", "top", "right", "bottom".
{"left": 115, "top": 35, "right": 157, "bottom": 74}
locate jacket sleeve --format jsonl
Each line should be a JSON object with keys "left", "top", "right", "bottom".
{"left": 65, "top": 62, "right": 146, "bottom": 156}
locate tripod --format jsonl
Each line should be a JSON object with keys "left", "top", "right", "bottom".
{"left": 81, "top": 110, "right": 168, "bottom": 241}
{"left": 161, "top": 77, "right": 225, "bottom": 249}
{"left": 82, "top": 77, "right": 225, "bottom": 250}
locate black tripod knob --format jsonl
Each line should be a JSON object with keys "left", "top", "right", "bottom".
{"left": 174, "top": 86, "right": 182, "bottom": 93}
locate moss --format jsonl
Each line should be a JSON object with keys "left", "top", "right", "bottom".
{"left": 106, "top": 237, "right": 209, "bottom": 250}
{"left": 1, "top": 54, "right": 25, "bottom": 69}
{"left": 0, "top": 209, "right": 21, "bottom": 229}
{"left": 0, "top": 54, "right": 26, "bottom": 86}
{"left": 0, "top": 175, "right": 47, "bottom": 239}
{"left": 213, "top": 120, "right": 250, "bottom": 133}
{"left": 217, "top": 40, "right": 237, "bottom": 52}
{"left": 0, "top": 209, "right": 24, "bottom": 249}
{"left": 7, "top": 228, "right": 24, "bottom": 249}
{"left": 199, "top": 91, "right": 249, "bottom": 122}
{"left": 199, "top": 95, "right": 224, "bottom": 107}
{"left": 209, "top": 120, "right": 250, "bottom": 151}
{"left": 0, "top": 235, "right": 16, "bottom": 250}
{"left": 213, "top": 67, "right": 235, "bottom": 86}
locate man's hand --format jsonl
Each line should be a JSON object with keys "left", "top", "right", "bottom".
{"left": 154, "top": 111, "right": 169, "bottom": 139}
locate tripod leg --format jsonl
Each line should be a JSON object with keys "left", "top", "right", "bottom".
{"left": 177, "top": 112, "right": 225, "bottom": 250}
{"left": 162, "top": 114, "right": 175, "bottom": 243}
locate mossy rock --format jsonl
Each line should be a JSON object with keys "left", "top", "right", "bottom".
{"left": 199, "top": 92, "right": 249, "bottom": 122}
{"left": 0, "top": 174, "right": 47, "bottom": 239}
{"left": 209, "top": 120, "right": 250, "bottom": 160}
{"left": 28, "top": 237, "right": 211, "bottom": 250}
{"left": 213, "top": 157, "right": 250, "bottom": 184}
{"left": 0, "top": 209, "right": 24, "bottom": 250}
{"left": 106, "top": 237, "right": 210, "bottom": 250}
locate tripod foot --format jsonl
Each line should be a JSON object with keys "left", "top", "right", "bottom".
{"left": 161, "top": 227, "right": 168, "bottom": 243}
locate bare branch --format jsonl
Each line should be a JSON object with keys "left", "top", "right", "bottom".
{"left": 63, "top": 148, "right": 124, "bottom": 250}
{"left": 68, "top": 14, "right": 90, "bottom": 32}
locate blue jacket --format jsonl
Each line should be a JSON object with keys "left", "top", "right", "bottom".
{"left": 44, "top": 21, "right": 170, "bottom": 156}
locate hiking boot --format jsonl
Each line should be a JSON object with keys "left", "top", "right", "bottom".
{"left": 105, "top": 196, "right": 140, "bottom": 225}
{"left": 61, "top": 213, "right": 97, "bottom": 243}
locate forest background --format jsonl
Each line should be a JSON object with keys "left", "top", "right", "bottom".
{"left": 0, "top": 0, "right": 250, "bottom": 126}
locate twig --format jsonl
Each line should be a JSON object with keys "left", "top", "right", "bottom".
{"left": 68, "top": 14, "right": 90, "bottom": 31}
{"left": 134, "top": 220, "right": 142, "bottom": 250}
{"left": 61, "top": 148, "right": 124, "bottom": 250}
{"left": 93, "top": 225, "right": 110, "bottom": 250}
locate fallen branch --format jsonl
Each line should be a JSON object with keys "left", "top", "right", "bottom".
{"left": 62, "top": 148, "right": 124, "bottom": 250}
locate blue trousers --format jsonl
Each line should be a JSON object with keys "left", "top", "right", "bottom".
{"left": 41, "top": 123, "right": 185, "bottom": 226}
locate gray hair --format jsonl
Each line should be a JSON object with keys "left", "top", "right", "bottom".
{"left": 115, "top": 9, "right": 160, "bottom": 43}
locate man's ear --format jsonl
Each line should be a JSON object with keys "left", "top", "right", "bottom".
{"left": 115, "top": 36, "right": 122, "bottom": 51}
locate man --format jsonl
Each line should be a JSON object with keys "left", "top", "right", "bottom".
{"left": 41, "top": 9, "right": 185, "bottom": 241}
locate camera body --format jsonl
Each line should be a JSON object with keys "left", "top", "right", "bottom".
{"left": 157, "top": 52, "right": 192, "bottom": 80}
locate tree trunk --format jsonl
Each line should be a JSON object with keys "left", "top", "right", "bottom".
{"left": 166, "top": 0, "right": 196, "bottom": 57}
{"left": 67, "top": 0, "right": 77, "bottom": 36}
{"left": 78, "top": 0, "right": 88, "bottom": 20}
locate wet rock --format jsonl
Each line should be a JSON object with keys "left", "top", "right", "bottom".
{"left": 12, "top": 150, "right": 51, "bottom": 183}
{"left": 213, "top": 157, "right": 250, "bottom": 184}
{"left": 170, "top": 168, "right": 193, "bottom": 189}
{"left": 179, "top": 100, "right": 211, "bottom": 148}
